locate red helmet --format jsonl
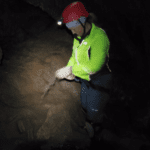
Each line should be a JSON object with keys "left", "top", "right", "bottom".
{"left": 62, "top": 2, "right": 89, "bottom": 24}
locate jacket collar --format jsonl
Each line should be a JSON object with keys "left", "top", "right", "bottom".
{"left": 76, "top": 23, "right": 95, "bottom": 42}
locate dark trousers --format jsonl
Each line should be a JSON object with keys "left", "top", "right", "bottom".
{"left": 74, "top": 65, "right": 112, "bottom": 123}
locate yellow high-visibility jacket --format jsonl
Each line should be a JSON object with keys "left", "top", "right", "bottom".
{"left": 66, "top": 23, "right": 110, "bottom": 81}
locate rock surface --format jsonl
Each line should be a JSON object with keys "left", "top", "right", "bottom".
{"left": 0, "top": 23, "right": 91, "bottom": 149}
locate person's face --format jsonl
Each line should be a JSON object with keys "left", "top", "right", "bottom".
{"left": 68, "top": 23, "right": 85, "bottom": 37}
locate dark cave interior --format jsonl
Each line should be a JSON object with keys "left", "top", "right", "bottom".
{"left": 0, "top": 0, "right": 150, "bottom": 150}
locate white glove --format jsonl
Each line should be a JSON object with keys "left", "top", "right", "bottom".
{"left": 65, "top": 73, "right": 75, "bottom": 80}
{"left": 55, "top": 66, "right": 72, "bottom": 80}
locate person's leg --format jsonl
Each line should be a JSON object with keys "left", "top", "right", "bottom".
{"left": 80, "top": 81, "right": 89, "bottom": 110}
{"left": 74, "top": 78, "right": 94, "bottom": 138}
{"left": 74, "top": 77, "right": 88, "bottom": 111}
{"left": 86, "top": 73, "right": 112, "bottom": 123}
{"left": 86, "top": 88, "right": 110, "bottom": 123}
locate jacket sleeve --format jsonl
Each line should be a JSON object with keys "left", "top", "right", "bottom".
{"left": 72, "top": 33, "right": 110, "bottom": 75}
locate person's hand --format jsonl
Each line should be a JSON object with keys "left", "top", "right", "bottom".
{"left": 65, "top": 73, "right": 75, "bottom": 80}
{"left": 55, "top": 66, "right": 72, "bottom": 80}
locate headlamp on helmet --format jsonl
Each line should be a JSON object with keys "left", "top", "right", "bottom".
{"left": 57, "top": 18, "right": 63, "bottom": 26}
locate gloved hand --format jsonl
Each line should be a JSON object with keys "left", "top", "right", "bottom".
{"left": 55, "top": 66, "right": 73, "bottom": 80}
{"left": 65, "top": 73, "right": 75, "bottom": 80}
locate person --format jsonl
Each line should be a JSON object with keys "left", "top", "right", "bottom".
{"left": 55, "top": 1, "right": 112, "bottom": 138}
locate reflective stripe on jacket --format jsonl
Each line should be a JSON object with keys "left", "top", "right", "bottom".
{"left": 66, "top": 23, "right": 110, "bottom": 81}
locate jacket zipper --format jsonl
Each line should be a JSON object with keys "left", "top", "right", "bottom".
{"left": 75, "top": 40, "right": 84, "bottom": 65}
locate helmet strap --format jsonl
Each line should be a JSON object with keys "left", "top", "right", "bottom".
{"left": 78, "top": 18, "right": 86, "bottom": 37}
{"left": 73, "top": 18, "right": 86, "bottom": 44}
